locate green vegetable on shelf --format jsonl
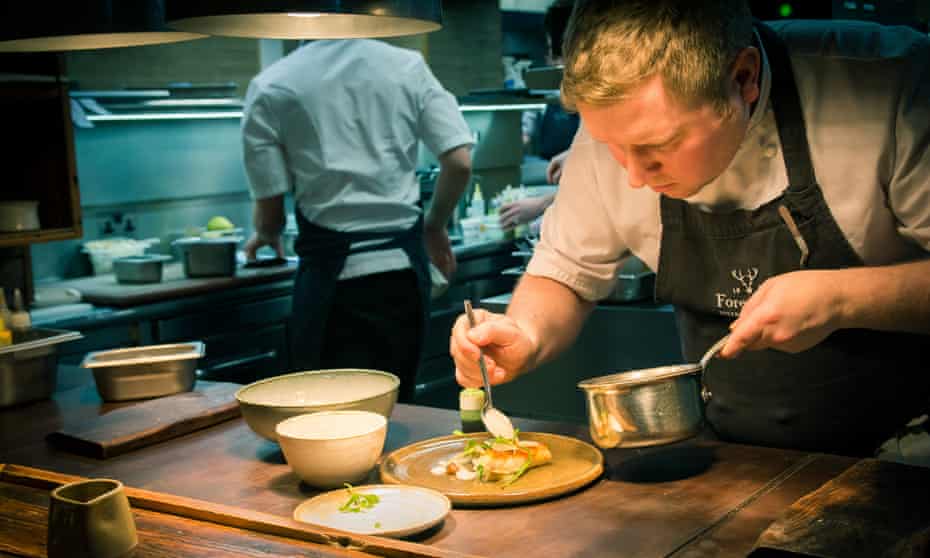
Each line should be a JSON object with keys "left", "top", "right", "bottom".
{"left": 338, "top": 483, "right": 380, "bottom": 513}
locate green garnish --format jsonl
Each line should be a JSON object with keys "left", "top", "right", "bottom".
{"left": 502, "top": 456, "right": 534, "bottom": 487}
{"left": 462, "top": 438, "right": 485, "bottom": 457}
{"left": 452, "top": 429, "right": 465, "bottom": 436}
{"left": 375, "top": 522, "right": 382, "bottom": 528}
{"left": 338, "top": 483, "right": 380, "bottom": 513}
{"left": 475, "top": 463, "right": 486, "bottom": 482}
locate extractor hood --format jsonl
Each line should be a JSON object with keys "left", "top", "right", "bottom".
{"left": 165, "top": 0, "right": 442, "bottom": 39}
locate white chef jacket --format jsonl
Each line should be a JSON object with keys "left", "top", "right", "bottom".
{"left": 242, "top": 39, "right": 474, "bottom": 279}
{"left": 528, "top": 20, "right": 930, "bottom": 302}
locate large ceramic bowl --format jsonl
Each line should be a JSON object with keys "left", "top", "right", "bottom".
{"left": 277, "top": 410, "right": 387, "bottom": 489}
{"left": 236, "top": 369, "right": 399, "bottom": 441}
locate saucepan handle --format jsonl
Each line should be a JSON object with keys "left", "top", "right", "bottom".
{"left": 699, "top": 334, "right": 730, "bottom": 403}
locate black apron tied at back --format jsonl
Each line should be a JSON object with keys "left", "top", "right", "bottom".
{"left": 289, "top": 208, "right": 431, "bottom": 394}
{"left": 655, "top": 22, "right": 930, "bottom": 456}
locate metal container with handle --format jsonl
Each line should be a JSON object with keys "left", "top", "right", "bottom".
{"left": 578, "top": 335, "right": 729, "bottom": 449}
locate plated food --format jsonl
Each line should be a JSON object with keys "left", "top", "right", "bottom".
{"left": 293, "top": 484, "right": 451, "bottom": 538}
{"left": 380, "top": 432, "right": 604, "bottom": 507}
{"left": 430, "top": 432, "right": 553, "bottom": 485}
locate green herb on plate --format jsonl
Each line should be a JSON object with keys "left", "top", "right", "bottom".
{"left": 338, "top": 483, "right": 380, "bottom": 513}
{"left": 501, "top": 455, "right": 534, "bottom": 487}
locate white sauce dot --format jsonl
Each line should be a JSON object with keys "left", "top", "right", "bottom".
{"left": 456, "top": 468, "right": 477, "bottom": 481}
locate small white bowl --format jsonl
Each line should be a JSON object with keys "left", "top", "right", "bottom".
{"left": 277, "top": 411, "right": 388, "bottom": 490}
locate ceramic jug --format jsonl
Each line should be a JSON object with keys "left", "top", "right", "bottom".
{"left": 47, "top": 479, "right": 138, "bottom": 558}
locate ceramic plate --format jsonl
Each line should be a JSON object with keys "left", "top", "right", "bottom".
{"left": 293, "top": 484, "right": 451, "bottom": 538}
{"left": 379, "top": 432, "right": 604, "bottom": 506}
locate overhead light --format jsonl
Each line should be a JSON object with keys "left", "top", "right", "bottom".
{"left": 0, "top": 0, "right": 205, "bottom": 53}
{"left": 165, "top": 1, "right": 442, "bottom": 39}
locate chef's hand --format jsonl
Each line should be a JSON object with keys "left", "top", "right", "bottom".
{"left": 721, "top": 270, "right": 843, "bottom": 358}
{"left": 244, "top": 233, "right": 285, "bottom": 261}
{"left": 499, "top": 197, "right": 548, "bottom": 231}
{"left": 424, "top": 223, "right": 456, "bottom": 279}
{"left": 450, "top": 308, "right": 538, "bottom": 387}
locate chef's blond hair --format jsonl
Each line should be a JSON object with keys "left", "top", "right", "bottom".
{"left": 560, "top": 0, "right": 754, "bottom": 115}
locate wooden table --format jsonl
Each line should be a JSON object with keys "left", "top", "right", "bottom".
{"left": 0, "top": 382, "right": 859, "bottom": 557}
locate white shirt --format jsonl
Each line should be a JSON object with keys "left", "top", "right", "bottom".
{"left": 242, "top": 39, "right": 473, "bottom": 279}
{"left": 529, "top": 20, "right": 930, "bottom": 301}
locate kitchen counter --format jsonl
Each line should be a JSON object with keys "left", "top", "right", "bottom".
{"left": 35, "top": 239, "right": 518, "bottom": 331}
{"left": 0, "top": 373, "right": 886, "bottom": 558}
{"left": 49, "top": 260, "right": 300, "bottom": 308}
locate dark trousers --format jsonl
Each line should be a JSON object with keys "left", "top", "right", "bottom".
{"left": 320, "top": 269, "right": 424, "bottom": 403}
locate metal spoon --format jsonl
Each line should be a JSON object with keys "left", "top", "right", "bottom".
{"left": 463, "top": 300, "right": 516, "bottom": 439}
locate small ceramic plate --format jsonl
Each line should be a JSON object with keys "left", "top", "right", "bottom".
{"left": 379, "top": 432, "right": 604, "bottom": 507}
{"left": 293, "top": 484, "right": 451, "bottom": 538}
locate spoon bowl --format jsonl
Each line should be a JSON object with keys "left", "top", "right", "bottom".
{"left": 463, "top": 300, "right": 516, "bottom": 439}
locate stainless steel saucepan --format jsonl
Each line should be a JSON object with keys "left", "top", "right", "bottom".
{"left": 577, "top": 335, "right": 729, "bottom": 449}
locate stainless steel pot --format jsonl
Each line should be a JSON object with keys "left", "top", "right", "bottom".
{"left": 578, "top": 364, "right": 705, "bottom": 449}
{"left": 578, "top": 336, "right": 729, "bottom": 449}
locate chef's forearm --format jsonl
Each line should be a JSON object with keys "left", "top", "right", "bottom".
{"left": 252, "top": 195, "right": 286, "bottom": 242}
{"left": 426, "top": 145, "right": 472, "bottom": 230}
{"left": 835, "top": 259, "right": 930, "bottom": 334}
{"left": 508, "top": 274, "right": 595, "bottom": 371}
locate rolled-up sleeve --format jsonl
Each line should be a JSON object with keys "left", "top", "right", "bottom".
{"left": 890, "top": 36, "right": 930, "bottom": 253}
{"left": 241, "top": 82, "right": 291, "bottom": 200}
{"left": 526, "top": 127, "right": 628, "bottom": 301}
{"left": 416, "top": 62, "right": 474, "bottom": 156}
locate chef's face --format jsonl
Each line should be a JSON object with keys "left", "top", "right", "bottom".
{"left": 578, "top": 47, "right": 761, "bottom": 199}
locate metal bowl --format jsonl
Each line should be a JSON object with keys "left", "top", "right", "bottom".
{"left": 578, "top": 364, "right": 704, "bottom": 449}
{"left": 235, "top": 369, "right": 399, "bottom": 442}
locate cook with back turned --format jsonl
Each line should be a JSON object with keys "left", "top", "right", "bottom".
{"left": 243, "top": 39, "right": 474, "bottom": 402}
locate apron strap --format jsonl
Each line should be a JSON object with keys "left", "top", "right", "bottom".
{"left": 755, "top": 22, "right": 818, "bottom": 190}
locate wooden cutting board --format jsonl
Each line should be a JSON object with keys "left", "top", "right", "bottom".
{"left": 47, "top": 381, "right": 242, "bottom": 459}
{"left": 53, "top": 261, "right": 297, "bottom": 307}
{"left": 751, "top": 458, "right": 930, "bottom": 557}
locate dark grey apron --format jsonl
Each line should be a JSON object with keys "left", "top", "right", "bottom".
{"left": 655, "top": 22, "right": 930, "bottom": 457}
{"left": 290, "top": 209, "right": 431, "bottom": 375}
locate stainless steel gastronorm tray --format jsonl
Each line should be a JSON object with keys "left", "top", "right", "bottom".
{"left": 0, "top": 329, "right": 83, "bottom": 408}
{"left": 81, "top": 341, "right": 205, "bottom": 401}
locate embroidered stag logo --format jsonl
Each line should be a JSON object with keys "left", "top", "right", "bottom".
{"left": 731, "top": 268, "right": 759, "bottom": 295}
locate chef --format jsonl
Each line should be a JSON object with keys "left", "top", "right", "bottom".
{"left": 242, "top": 39, "right": 474, "bottom": 402}
{"left": 450, "top": 0, "right": 930, "bottom": 458}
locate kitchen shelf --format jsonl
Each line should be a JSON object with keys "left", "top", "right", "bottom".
{"left": 0, "top": 52, "right": 82, "bottom": 249}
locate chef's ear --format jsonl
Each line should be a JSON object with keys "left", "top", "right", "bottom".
{"left": 730, "top": 46, "right": 761, "bottom": 106}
